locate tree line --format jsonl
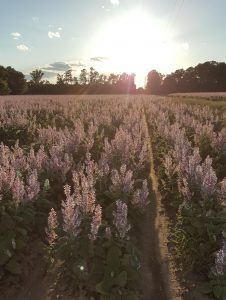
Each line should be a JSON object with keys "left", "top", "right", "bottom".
{"left": 1, "top": 60, "right": 226, "bottom": 95}
{"left": 0, "top": 66, "right": 27, "bottom": 95}
{"left": 146, "top": 61, "right": 226, "bottom": 94}
{"left": 0, "top": 66, "right": 136, "bottom": 95}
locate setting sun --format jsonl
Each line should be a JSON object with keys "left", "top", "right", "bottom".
{"left": 87, "top": 9, "right": 176, "bottom": 85}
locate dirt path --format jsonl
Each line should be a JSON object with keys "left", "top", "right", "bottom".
{"left": 139, "top": 190, "right": 167, "bottom": 300}
{"left": 142, "top": 106, "right": 183, "bottom": 300}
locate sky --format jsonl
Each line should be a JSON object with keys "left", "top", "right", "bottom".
{"left": 0, "top": 0, "right": 226, "bottom": 87}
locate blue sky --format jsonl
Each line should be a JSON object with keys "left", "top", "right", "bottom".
{"left": 0, "top": 0, "right": 226, "bottom": 87}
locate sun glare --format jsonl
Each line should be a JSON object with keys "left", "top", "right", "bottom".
{"left": 88, "top": 9, "right": 175, "bottom": 84}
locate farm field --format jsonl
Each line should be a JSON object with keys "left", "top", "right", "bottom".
{"left": 0, "top": 95, "right": 226, "bottom": 300}
{"left": 170, "top": 92, "right": 226, "bottom": 100}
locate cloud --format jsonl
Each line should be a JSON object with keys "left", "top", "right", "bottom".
{"left": 32, "top": 17, "right": 39, "bottom": 22}
{"left": 25, "top": 70, "right": 58, "bottom": 82}
{"left": 11, "top": 32, "right": 21, "bottom": 40}
{"left": 58, "top": 27, "right": 62, "bottom": 31}
{"left": 90, "top": 57, "right": 109, "bottom": 62}
{"left": 42, "top": 62, "right": 71, "bottom": 71}
{"left": 110, "top": 0, "right": 120, "bottom": 6}
{"left": 48, "top": 31, "right": 61, "bottom": 39}
{"left": 70, "top": 62, "right": 86, "bottom": 67}
{"left": 17, "top": 44, "right": 29, "bottom": 51}
{"left": 43, "top": 71, "right": 59, "bottom": 78}
{"left": 43, "top": 61, "right": 86, "bottom": 72}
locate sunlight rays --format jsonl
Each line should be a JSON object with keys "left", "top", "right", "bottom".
{"left": 87, "top": 8, "right": 175, "bottom": 79}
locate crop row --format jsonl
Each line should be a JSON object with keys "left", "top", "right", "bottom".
{"left": 0, "top": 95, "right": 151, "bottom": 299}
{"left": 144, "top": 97, "right": 226, "bottom": 299}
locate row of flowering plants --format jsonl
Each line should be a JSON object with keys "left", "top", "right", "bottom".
{"left": 44, "top": 99, "right": 151, "bottom": 298}
{"left": 144, "top": 97, "right": 226, "bottom": 299}
{"left": 0, "top": 95, "right": 151, "bottom": 299}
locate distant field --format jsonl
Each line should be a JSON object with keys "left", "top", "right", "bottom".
{"left": 169, "top": 92, "right": 226, "bottom": 108}
{"left": 170, "top": 92, "right": 226, "bottom": 99}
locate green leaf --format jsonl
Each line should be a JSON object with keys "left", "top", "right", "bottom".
{"left": 90, "top": 256, "right": 105, "bottom": 281}
{"left": 213, "top": 286, "right": 222, "bottom": 299}
{"left": 222, "top": 287, "right": 226, "bottom": 300}
{"left": 16, "top": 228, "right": 27, "bottom": 236}
{"left": 5, "top": 259, "right": 22, "bottom": 275}
{"left": 16, "top": 238, "right": 27, "bottom": 250}
{"left": 0, "top": 213, "right": 15, "bottom": 230}
{"left": 115, "top": 271, "right": 127, "bottom": 287}
{"left": 0, "top": 252, "right": 9, "bottom": 266}
{"left": 13, "top": 216, "right": 24, "bottom": 223}
{"left": 37, "top": 198, "right": 53, "bottom": 209}
{"left": 72, "top": 262, "right": 78, "bottom": 274}
{"left": 96, "top": 281, "right": 107, "bottom": 295}
{"left": 124, "top": 266, "right": 140, "bottom": 282}
{"left": 121, "top": 254, "right": 131, "bottom": 266}
{"left": 199, "top": 282, "right": 213, "bottom": 294}
{"left": 106, "top": 245, "right": 121, "bottom": 273}
{"left": 96, "top": 273, "right": 115, "bottom": 295}
{"left": 0, "top": 268, "right": 4, "bottom": 280}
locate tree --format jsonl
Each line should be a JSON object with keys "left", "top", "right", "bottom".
{"left": 79, "top": 69, "right": 88, "bottom": 85}
{"left": 108, "top": 73, "right": 118, "bottom": 85}
{"left": 30, "top": 69, "right": 44, "bottom": 85}
{"left": 0, "top": 66, "right": 8, "bottom": 81}
{"left": 64, "top": 69, "right": 73, "bottom": 85}
{"left": 137, "top": 87, "right": 145, "bottom": 94}
{"left": 180, "top": 67, "right": 198, "bottom": 92}
{"left": 6, "top": 66, "right": 27, "bottom": 94}
{"left": 43, "top": 80, "right": 51, "bottom": 85}
{"left": 146, "top": 70, "right": 162, "bottom": 94}
{"left": 89, "top": 67, "right": 99, "bottom": 84}
{"left": 56, "top": 74, "right": 65, "bottom": 85}
{"left": 0, "top": 79, "right": 10, "bottom": 95}
{"left": 73, "top": 76, "right": 79, "bottom": 85}
{"left": 162, "top": 74, "right": 177, "bottom": 94}
{"left": 100, "top": 74, "right": 108, "bottom": 84}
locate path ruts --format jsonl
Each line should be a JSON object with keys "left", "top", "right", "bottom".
{"left": 141, "top": 102, "right": 182, "bottom": 300}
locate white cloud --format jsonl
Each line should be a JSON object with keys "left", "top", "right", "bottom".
{"left": 58, "top": 27, "right": 62, "bottom": 31}
{"left": 182, "top": 42, "right": 189, "bottom": 51}
{"left": 32, "top": 17, "right": 39, "bottom": 22}
{"left": 11, "top": 32, "right": 21, "bottom": 40}
{"left": 17, "top": 44, "right": 29, "bottom": 51}
{"left": 48, "top": 31, "right": 61, "bottom": 39}
{"left": 110, "top": 0, "right": 120, "bottom": 6}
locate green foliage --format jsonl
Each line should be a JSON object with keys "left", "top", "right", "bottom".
{"left": 199, "top": 275, "right": 226, "bottom": 300}
{"left": 171, "top": 192, "right": 226, "bottom": 274}
{"left": 5, "top": 66, "right": 27, "bottom": 94}
{"left": 29, "top": 69, "right": 44, "bottom": 85}
{"left": 0, "top": 178, "right": 53, "bottom": 279}
{"left": 0, "top": 208, "right": 31, "bottom": 276}
{"left": 198, "top": 134, "right": 213, "bottom": 159}
{"left": 51, "top": 227, "right": 140, "bottom": 298}
{"left": 0, "top": 79, "right": 10, "bottom": 95}
{"left": 146, "top": 70, "right": 163, "bottom": 95}
{"left": 5, "top": 259, "right": 22, "bottom": 275}
{"left": 152, "top": 60, "right": 226, "bottom": 94}
{"left": 149, "top": 108, "right": 226, "bottom": 296}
